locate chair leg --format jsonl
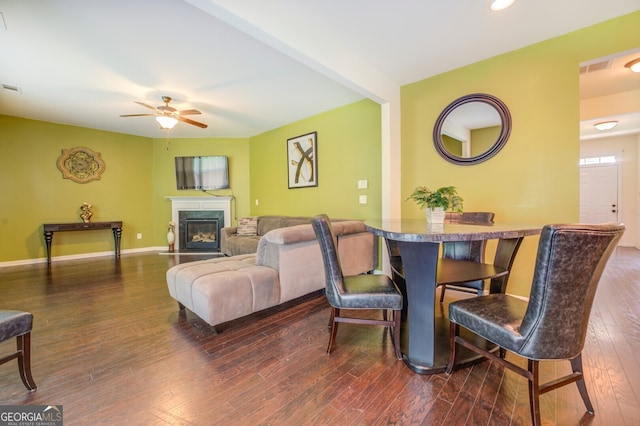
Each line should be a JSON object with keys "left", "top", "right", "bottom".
{"left": 16, "top": 333, "right": 37, "bottom": 391}
{"left": 439, "top": 285, "right": 446, "bottom": 303}
{"left": 385, "top": 309, "right": 392, "bottom": 339}
{"left": 326, "top": 307, "right": 339, "bottom": 355}
{"left": 327, "top": 306, "right": 335, "bottom": 330}
{"left": 445, "top": 322, "right": 459, "bottom": 374}
{"left": 571, "top": 354, "right": 594, "bottom": 414}
{"left": 528, "top": 359, "right": 542, "bottom": 426}
{"left": 392, "top": 309, "right": 402, "bottom": 360}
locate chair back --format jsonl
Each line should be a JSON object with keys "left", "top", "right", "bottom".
{"left": 519, "top": 223, "right": 625, "bottom": 360}
{"left": 444, "top": 212, "right": 495, "bottom": 225}
{"left": 311, "top": 215, "right": 345, "bottom": 308}
{"left": 442, "top": 212, "right": 495, "bottom": 263}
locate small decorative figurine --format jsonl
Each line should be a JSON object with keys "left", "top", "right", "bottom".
{"left": 80, "top": 202, "right": 93, "bottom": 223}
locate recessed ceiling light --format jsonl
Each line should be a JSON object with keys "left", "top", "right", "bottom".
{"left": 594, "top": 121, "right": 618, "bottom": 131}
{"left": 624, "top": 58, "right": 640, "bottom": 73}
{"left": 490, "top": 0, "right": 516, "bottom": 11}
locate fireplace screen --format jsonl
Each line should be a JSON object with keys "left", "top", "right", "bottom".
{"left": 184, "top": 218, "right": 219, "bottom": 250}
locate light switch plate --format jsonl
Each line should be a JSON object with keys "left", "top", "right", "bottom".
{"left": 359, "top": 195, "right": 367, "bottom": 204}
{"left": 357, "top": 179, "right": 368, "bottom": 189}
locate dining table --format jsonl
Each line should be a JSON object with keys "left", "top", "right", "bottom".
{"left": 365, "top": 219, "right": 542, "bottom": 374}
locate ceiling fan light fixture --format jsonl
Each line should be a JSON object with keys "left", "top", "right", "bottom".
{"left": 594, "top": 121, "right": 618, "bottom": 131}
{"left": 624, "top": 58, "right": 640, "bottom": 73}
{"left": 156, "top": 116, "right": 178, "bottom": 129}
{"left": 490, "top": 0, "right": 516, "bottom": 11}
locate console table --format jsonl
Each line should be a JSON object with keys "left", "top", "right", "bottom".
{"left": 43, "top": 221, "right": 123, "bottom": 264}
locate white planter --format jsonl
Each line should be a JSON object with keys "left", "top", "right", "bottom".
{"left": 426, "top": 207, "right": 446, "bottom": 224}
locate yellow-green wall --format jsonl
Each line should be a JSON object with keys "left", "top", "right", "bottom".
{"left": 0, "top": 99, "right": 378, "bottom": 263}
{"left": 401, "top": 11, "right": 639, "bottom": 295}
{"left": 470, "top": 126, "right": 500, "bottom": 156}
{"left": 249, "top": 99, "right": 381, "bottom": 220}
{"left": 150, "top": 137, "right": 251, "bottom": 239}
{"left": 1, "top": 115, "right": 152, "bottom": 261}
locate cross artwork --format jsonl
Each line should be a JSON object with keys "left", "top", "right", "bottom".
{"left": 287, "top": 131, "right": 318, "bottom": 188}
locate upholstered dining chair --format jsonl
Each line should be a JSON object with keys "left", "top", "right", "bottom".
{"left": 312, "top": 215, "right": 403, "bottom": 359}
{"left": 446, "top": 223, "right": 625, "bottom": 426}
{"left": 0, "top": 310, "right": 37, "bottom": 390}
{"left": 439, "top": 211, "right": 495, "bottom": 301}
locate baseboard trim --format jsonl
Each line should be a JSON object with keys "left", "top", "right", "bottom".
{"left": 0, "top": 247, "right": 166, "bottom": 268}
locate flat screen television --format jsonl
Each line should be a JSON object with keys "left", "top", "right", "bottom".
{"left": 175, "top": 156, "right": 230, "bottom": 190}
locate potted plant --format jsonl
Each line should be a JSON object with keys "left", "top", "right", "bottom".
{"left": 407, "top": 186, "right": 464, "bottom": 223}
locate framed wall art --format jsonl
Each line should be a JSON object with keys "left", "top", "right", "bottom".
{"left": 287, "top": 131, "right": 317, "bottom": 189}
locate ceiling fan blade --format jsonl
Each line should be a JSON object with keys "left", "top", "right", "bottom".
{"left": 178, "top": 109, "right": 202, "bottom": 116}
{"left": 134, "top": 101, "right": 161, "bottom": 112}
{"left": 177, "top": 116, "right": 208, "bottom": 128}
{"left": 120, "top": 113, "right": 156, "bottom": 117}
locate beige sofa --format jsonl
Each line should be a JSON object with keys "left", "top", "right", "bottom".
{"left": 219, "top": 215, "right": 314, "bottom": 256}
{"left": 166, "top": 220, "right": 377, "bottom": 328}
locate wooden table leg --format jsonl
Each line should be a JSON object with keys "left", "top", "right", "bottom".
{"left": 113, "top": 227, "right": 122, "bottom": 258}
{"left": 44, "top": 231, "right": 53, "bottom": 264}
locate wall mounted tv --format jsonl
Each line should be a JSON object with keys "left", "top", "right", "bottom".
{"left": 175, "top": 156, "right": 230, "bottom": 190}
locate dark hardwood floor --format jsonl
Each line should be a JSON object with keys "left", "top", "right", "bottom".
{"left": 0, "top": 247, "right": 638, "bottom": 425}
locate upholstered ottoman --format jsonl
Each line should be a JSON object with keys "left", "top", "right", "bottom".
{"left": 166, "top": 254, "right": 280, "bottom": 327}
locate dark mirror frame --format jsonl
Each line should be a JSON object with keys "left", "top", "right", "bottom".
{"left": 433, "top": 93, "right": 512, "bottom": 166}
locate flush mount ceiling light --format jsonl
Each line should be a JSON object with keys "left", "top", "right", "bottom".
{"left": 624, "top": 58, "right": 640, "bottom": 73}
{"left": 594, "top": 121, "right": 618, "bottom": 131}
{"left": 490, "top": 0, "right": 516, "bottom": 11}
{"left": 156, "top": 116, "right": 178, "bottom": 129}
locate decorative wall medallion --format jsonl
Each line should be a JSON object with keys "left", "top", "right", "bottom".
{"left": 57, "top": 147, "right": 106, "bottom": 183}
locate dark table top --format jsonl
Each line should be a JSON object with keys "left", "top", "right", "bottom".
{"left": 365, "top": 219, "right": 542, "bottom": 242}
{"left": 43, "top": 221, "right": 122, "bottom": 232}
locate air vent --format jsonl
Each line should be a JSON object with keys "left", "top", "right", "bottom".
{"left": 579, "top": 59, "right": 612, "bottom": 74}
{"left": 2, "top": 84, "right": 22, "bottom": 94}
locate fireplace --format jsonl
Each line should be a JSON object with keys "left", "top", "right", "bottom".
{"left": 168, "top": 196, "right": 232, "bottom": 253}
{"left": 178, "top": 210, "right": 225, "bottom": 252}
{"left": 184, "top": 219, "right": 219, "bottom": 250}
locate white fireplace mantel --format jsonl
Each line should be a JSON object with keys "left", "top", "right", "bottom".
{"left": 166, "top": 196, "right": 232, "bottom": 249}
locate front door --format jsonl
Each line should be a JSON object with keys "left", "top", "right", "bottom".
{"left": 580, "top": 164, "right": 619, "bottom": 224}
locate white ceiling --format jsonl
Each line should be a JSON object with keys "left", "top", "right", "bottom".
{"left": 579, "top": 49, "right": 640, "bottom": 140}
{"left": 0, "top": 0, "right": 638, "bottom": 139}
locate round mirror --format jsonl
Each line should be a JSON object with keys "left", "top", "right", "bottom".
{"left": 433, "top": 93, "right": 511, "bottom": 165}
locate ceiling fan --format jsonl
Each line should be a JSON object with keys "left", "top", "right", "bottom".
{"left": 120, "top": 96, "right": 208, "bottom": 129}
